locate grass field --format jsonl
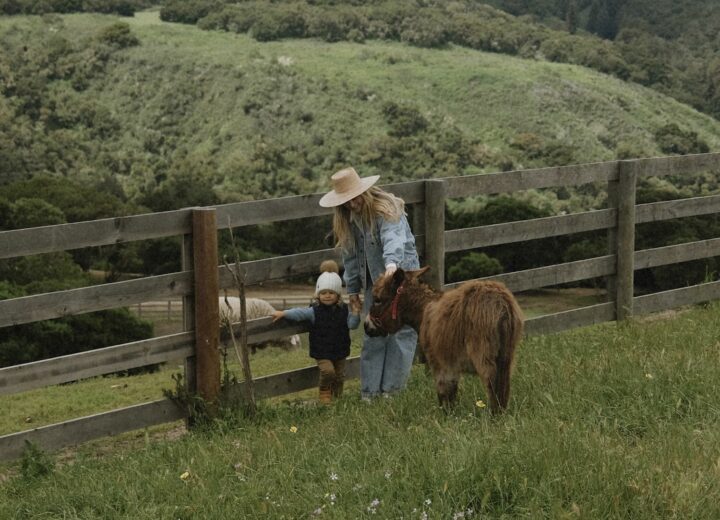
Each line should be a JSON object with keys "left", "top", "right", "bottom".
{"left": 2, "top": 300, "right": 720, "bottom": 518}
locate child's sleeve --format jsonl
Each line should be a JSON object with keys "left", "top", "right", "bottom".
{"left": 347, "top": 312, "right": 360, "bottom": 330}
{"left": 282, "top": 307, "right": 315, "bottom": 323}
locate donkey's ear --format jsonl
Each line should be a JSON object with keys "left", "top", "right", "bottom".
{"left": 409, "top": 266, "right": 431, "bottom": 280}
{"left": 391, "top": 268, "right": 406, "bottom": 286}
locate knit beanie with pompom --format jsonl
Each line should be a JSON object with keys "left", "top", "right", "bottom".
{"left": 315, "top": 259, "right": 343, "bottom": 296}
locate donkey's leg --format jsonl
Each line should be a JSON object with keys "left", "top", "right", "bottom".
{"left": 434, "top": 370, "right": 459, "bottom": 408}
{"left": 467, "top": 345, "right": 502, "bottom": 413}
{"left": 426, "top": 355, "right": 460, "bottom": 409}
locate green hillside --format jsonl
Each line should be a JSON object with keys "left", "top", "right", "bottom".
{"left": 1, "top": 11, "right": 719, "bottom": 206}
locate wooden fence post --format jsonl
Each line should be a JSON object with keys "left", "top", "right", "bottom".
{"left": 412, "top": 202, "right": 426, "bottom": 263}
{"left": 192, "top": 208, "right": 221, "bottom": 407}
{"left": 181, "top": 229, "right": 196, "bottom": 422}
{"left": 424, "top": 180, "right": 446, "bottom": 291}
{"left": 606, "top": 163, "right": 619, "bottom": 304}
{"left": 615, "top": 161, "right": 637, "bottom": 321}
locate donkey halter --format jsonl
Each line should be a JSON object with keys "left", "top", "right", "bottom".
{"left": 370, "top": 281, "right": 405, "bottom": 327}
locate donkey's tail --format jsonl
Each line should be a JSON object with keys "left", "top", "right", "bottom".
{"left": 491, "top": 293, "right": 524, "bottom": 413}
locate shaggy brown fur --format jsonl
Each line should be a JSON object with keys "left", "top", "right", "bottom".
{"left": 364, "top": 267, "right": 524, "bottom": 413}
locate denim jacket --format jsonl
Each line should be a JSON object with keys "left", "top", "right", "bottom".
{"left": 342, "top": 213, "right": 419, "bottom": 295}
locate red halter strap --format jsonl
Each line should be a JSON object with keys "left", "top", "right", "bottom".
{"left": 370, "top": 281, "right": 405, "bottom": 326}
{"left": 391, "top": 284, "right": 404, "bottom": 320}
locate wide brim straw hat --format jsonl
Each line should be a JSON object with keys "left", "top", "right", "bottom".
{"left": 318, "top": 167, "right": 380, "bottom": 208}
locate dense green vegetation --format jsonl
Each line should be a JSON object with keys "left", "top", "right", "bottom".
{"left": 1, "top": 8, "right": 720, "bottom": 368}
{"left": 3, "top": 302, "right": 720, "bottom": 517}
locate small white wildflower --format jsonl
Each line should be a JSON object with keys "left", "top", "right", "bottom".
{"left": 466, "top": 508, "right": 475, "bottom": 516}
{"left": 384, "top": 471, "right": 392, "bottom": 480}
{"left": 367, "top": 498, "right": 380, "bottom": 512}
{"left": 329, "top": 493, "right": 336, "bottom": 504}
{"left": 453, "top": 512, "right": 465, "bottom": 520}
{"left": 312, "top": 506, "right": 323, "bottom": 516}
{"left": 424, "top": 498, "right": 432, "bottom": 506}
{"left": 420, "top": 512, "right": 428, "bottom": 520}
{"left": 329, "top": 472, "right": 339, "bottom": 481}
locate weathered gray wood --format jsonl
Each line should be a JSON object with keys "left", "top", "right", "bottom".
{"left": 633, "top": 281, "right": 720, "bottom": 316}
{"left": 221, "top": 249, "right": 342, "bottom": 288}
{"left": 2, "top": 155, "right": 717, "bottom": 260}
{"left": 192, "top": 209, "right": 221, "bottom": 404}
{"left": 181, "top": 233, "right": 197, "bottom": 415}
{"left": 0, "top": 184, "right": 423, "bottom": 261}
{"left": 0, "top": 399, "right": 186, "bottom": 462}
{"left": 229, "top": 316, "right": 310, "bottom": 345}
{"left": 444, "top": 209, "right": 616, "bottom": 252}
{"left": 0, "top": 357, "right": 363, "bottom": 461}
{"left": 615, "top": 161, "right": 637, "bottom": 321}
{"left": 412, "top": 203, "right": 426, "bottom": 263}
{"left": 635, "top": 238, "right": 720, "bottom": 270}
{"left": 229, "top": 356, "right": 361, "bottom": 400}
{"left": 605, "top": 170, "right": 620, "bottom": 304}
{"left": 0, "top": 271, "right": 192, "bottom": 328}
{"left": 216, "top": 182, "right": 424, "bottom": 229}
{"left": 524, "top": 302, "right": 616, "bottom": 337}
{"left": 636, "top": 194, "right": 720, "bottom": 224}
{"left": 0, "top": 210, "right": 193, "bottom": 260}
{"left": 0, "top": 333, "right": 194, "bottom": 396}
{"left": 424, "top": 180, "right": 446, "bottom": 290}
{"left": 444, "top": 256, "right": 616, "bottom": 293}
{"left": 628, "top": 152, "right": 720, "bottom": 179}
{"left": 443, "top": 161, "right": 618, "bottom": 198}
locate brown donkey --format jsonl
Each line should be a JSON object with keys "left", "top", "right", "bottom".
{"left": 364, "top": 267, "right": 524, "bottom": 413}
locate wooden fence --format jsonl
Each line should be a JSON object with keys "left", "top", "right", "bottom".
{"left": 2, "top": 153, "right": 720, "bottom": 460}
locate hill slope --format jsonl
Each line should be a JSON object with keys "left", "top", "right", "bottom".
{"left": 2, "top": 11, "right": 720, "bottom": 205}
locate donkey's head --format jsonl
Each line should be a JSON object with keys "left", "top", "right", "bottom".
{"left": 364, "top": 266, "right": 430, "bottom": 337}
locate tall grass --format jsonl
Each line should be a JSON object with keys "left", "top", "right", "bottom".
{"left": 3, "top": 302, "right": 720, "bottom": 518}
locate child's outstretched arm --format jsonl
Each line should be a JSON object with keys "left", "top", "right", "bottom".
{"left": 273, "top": 307, "right": 315, "bottom": 323}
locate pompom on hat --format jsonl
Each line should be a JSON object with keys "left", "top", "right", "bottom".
{"left": 319, "top": 167, "right": 380, "bottom": 208}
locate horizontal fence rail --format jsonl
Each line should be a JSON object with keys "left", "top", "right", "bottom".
{"left": 0, "top": 318, "right": 309, "bottom": 397}
{"left": 2, "top": 153, "right": 720, "bottom": 460}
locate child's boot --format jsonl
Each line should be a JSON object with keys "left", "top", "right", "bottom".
{"left": 332, "top": 381, "right": 344, "bottom": 398}
{"left": 319, "top": 388, "right": 332, "bottom": 405}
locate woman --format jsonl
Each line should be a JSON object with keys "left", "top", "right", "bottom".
{"left": 319, "top": 167, "right": 420, "bottom": 399}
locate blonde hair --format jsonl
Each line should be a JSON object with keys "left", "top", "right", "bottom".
{"left": 332, "top": 186, "right": 405, "bottom": 250}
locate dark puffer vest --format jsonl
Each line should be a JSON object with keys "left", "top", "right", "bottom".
{"left": 309, "top": 303, "right": 351, "bottom": 360}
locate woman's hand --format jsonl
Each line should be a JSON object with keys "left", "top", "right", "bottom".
{"left": 384, "top": 264, "right": 397, "bottom": 277}
{"left": 271, "top": 310, "right": 285, "bottom": 322}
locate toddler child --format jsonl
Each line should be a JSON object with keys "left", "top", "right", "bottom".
{"left": 272, "top": 260, "right": 361, "bottom": 404}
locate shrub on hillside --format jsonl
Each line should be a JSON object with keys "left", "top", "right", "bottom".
{"left": 382, "top": 102, "right": 428, "bottom": 138}
{"left": 250, "top": 6, "right": 308, "bottom": 42}
{"left": 306, "top": 5, "right": 366, "bottom": 43}
{"left": 160, "top": 0, "right": 220, "bottom": 24}
{"left": 654, "top": 123, "right": 709, "bottom": 156}
{"left": 447, "top": 252, "right": 503, "bottom": 283}
{"left": 96, "top": 22, "right": 139, "bottom": 48}
{"left": 399, "top": 11, "right": 449, "bottom": 48}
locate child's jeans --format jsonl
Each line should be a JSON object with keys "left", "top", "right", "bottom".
{"left": 317, "top": 358, "right": 347, "bottom": 397}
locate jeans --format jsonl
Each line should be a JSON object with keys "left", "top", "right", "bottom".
{"left": 360, "top": 286, "right": 417, "bottom": 398}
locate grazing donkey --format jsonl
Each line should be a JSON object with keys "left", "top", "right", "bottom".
{"left": 364, "top": 267, "right": 523, "bottom": 413}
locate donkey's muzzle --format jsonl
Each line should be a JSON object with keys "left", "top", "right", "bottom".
{"left": 364, "top": 316, "right": 388, "bottom": 337}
